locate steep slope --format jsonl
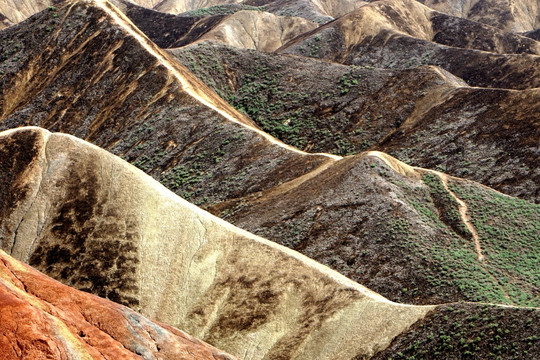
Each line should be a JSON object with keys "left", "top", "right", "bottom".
{"left": 130, "top": 0, "right": 163, "bottom": 8}
{"left": 0, "top": 13, "right": 14, "bottom": 30}
{"left": 524, "top": 28, "right": 540, "bottom": 40}
{"left": 0, "top": 248, "right": 237, "bottom": 359}
{"left": 243, "top": 0, "right": 368, "bottom": 22}
{"left": 2, "top": 127, "right": 539, "bottom": 359}
{"left": 0, "top": 0, "right": 129, "bottom": 26}
{"left": 0, "top": 126, "right": 435, "bottom": 360}
{"left": 373, "top": 303, "right": 540, "bottom": 359}
{"left": 0, "top": 1, "right": 538, "bottom": 307}
{"left": 148, "top": 0, "right": 366, "bottom": 23}
{"left": 156, "top": 0, "right": 241, "bottom": 14}
{"left": 0, "top": 0, "right": 335, "bottom": 205}
{"left": 209, "top": 151, "right": 540, "bottom": 306}
{"left": 125, "top": 4, "right": 232, "bottom": 48}
{"left": 122, "top": 2, "right": 319, "bottom": 51}
{"left": 192, "top": 10, "right": 318, "bottom": 51}
{"left": 417, "top": 0, "right": 540, "bottom": 32}
{"left": 279, "top": 0, "right": 540, "bottom": 89}
{"left": 122, "top": 1, "right": 266, "bottom": 48}
{"left": 172, "top": 42, "right": 540, "bottom": 202}
{"left": 0, "top": 0, "right": 58, "bottom": 25}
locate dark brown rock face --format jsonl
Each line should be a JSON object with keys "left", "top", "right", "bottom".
{"left": 279, "top": 0, "right": 540, "bottom": 90}
{"left": 173, "top": 42, "right": 540, "bottom": 203}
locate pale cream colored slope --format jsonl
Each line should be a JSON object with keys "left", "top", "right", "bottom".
{"left": 1, "top": 127, "right": 433, "bottom": 360}
{"left": 196, "top": 10, "right": 318, "bottom": 51}
{"left": 0, "top": 0, "right": 53, "bottom": 24}
{"left": 0, "top": 0, "right": 127, "bottom": 26}
{"left": 335, "top": 0, "right": 435, "bottom": 49}
{"left": 0, "top": 16, "right": 13, "bottom": 30}
{"left": 128, "top": 0, "right": 163, "bottom": 8}
{"left": 310, "top": 0, "right": 368, "bottom": 18}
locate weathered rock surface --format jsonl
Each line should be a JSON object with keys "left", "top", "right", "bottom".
{"left": 417, "top": 0, "right": 540, "bottom": 32}
{"left": 0, "top": 247, "right": 237, "bottom": 360}
{"left": 193, "top": 10, "right": 318, "bottom": 51}
{"left": 0, "top": 13, "right": 14, "bottom": 30}
{"left": 133, "top": 0, "right": 366, "bottom": 23}
{"left": 0, "top": 126, "right": 434, "bottom": 360}
{"left": 0, "top": 0, "right": 128, "bottom": 26}
{"left": 1, "top": 0, "right": 538, "bottom": 308}
{"left": 154, "top": 0, "right": 243, "bottom": 14}
{"left": 173, "top": 41, "right": 540, "bottom": 202}
{"left": 1, "top": 127, "right": 538, "bottom": 360}
{"left": 121, "top": 1, "right": 249, "bottom": 48}
{"left": 279, "top": 0, "right": 540, "bottom": 89}
{"left": 0, "top": 2, "right": 539, "bottom": 358}
{"left": 119, "top": 1, "right": 325, "bottom": 50}
{"left": 523, "top": 28, "right": 540, "bottom": 40}
{"left": 243, "top": 0, "right": 368, "bottom": 22}
{"left": 0, "top": 0, "right": 59, "bottom": 25}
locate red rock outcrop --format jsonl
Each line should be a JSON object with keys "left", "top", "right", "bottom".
{"left": 0, "top": 248, "right": 236, "bottom": 360}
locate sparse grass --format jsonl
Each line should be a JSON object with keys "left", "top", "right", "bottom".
{"left": 423, "top": 173, "right": 471, "bottom": 238}
{"left": 375, "top": 304, "right": 540, "bottom": 360}
{"left": 182, "top": 4, "right": 265, "bottom": 17}
{"left": 379, "top": 164, "right": 538, "bottom": 306}
{"left": 174, "top": 45, "right": 369, "bottom": 155}
{"left": 448, "top": 180, "right": 540, "bottom": 307}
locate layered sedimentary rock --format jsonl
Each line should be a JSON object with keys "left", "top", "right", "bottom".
{"left": 154, "top": 0, "right": 243, "bottom": 14}
{"left": 0, "top": 126, "right": 434, "bottom": 360}
{"left": 0, "top": 248, "right": 236, "bottom": 360}
{"left": 418, "top": 0, "right": 540, "bottom": 32}
{"left": 0, "top": 0, "right": 538, "bottom": 308}
{"left": 279, "top": 0, "right": 540, "bottom": 89}
{"left": 0, "top": 0, "right": 58, "bottom": 25}
{"left": 193, "top": 10, "right": 318, "bottom": 51}
{"left": 2, "top": 127, "right": 538, "bottom": 359}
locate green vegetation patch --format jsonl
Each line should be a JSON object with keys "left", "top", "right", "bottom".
{"left": 423, "top": 172, "right": 471, "bottom": 238}
{"left": 182, "top": 4, "right": 266, "bottom": 17}
{"left": 382, "top": 167, "right": 535, "bottom": 305}
{"left": 448, "top": 180, "right": 540, "bottom": 307}
{"left": 173, "top": 44, "right": 372, "bottom": 155}
{"left": 374, "top": 303, "right": 540, "bottom": 360}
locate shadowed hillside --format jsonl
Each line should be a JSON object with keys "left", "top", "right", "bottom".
{"left": 373, "top": 303, "right": 540, "bottom": 359}
{"left": 122, "top": 1, "right": 319, "bottom": 50}
{"left": 0, "top": 126, "right": 435, "bottom": 360}
{"left": 1, "top": 126, "right": 539, "bottom": 360}
{"left": 280, "top": 0, "right": 540, "bottom": 90}
{"left": 417, "top": 0, "right": 540, "bottom": 32}
{"left": 172, "top": 41, "right": 540, "bottom": 202}
{"left": 0, "top": 0, "right": 538, "bottom": 358}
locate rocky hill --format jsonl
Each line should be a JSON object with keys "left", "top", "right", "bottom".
{"left": 0, "top": 126, "right": 434, "bottom": 360}
{"left": 0, "top": 247, "right": 236, "bottom": 359}
{"left": 0, "top": 0, "right": 538, "bottom": 308}
{"left": 172, "top": 42, "right": 540, "bottom": 202}
{"left": 417, "top": 0, "right": 540, "bottom": 32}
{"left": 191, "top": 10, "right": 318, "bottom": 51}
{"left": 1, "top": 126, "right": 538, "bottom": 360}
{"left": 0, "top": 0, "right": 58, "bottom": 25}
{"left": 0, "top": 0, "right": 538, "bottom": 358}
{"left": 280, "top": 0, "right": 540, "bottom": 89}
